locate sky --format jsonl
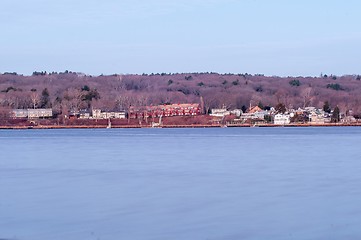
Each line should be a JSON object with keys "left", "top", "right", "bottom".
{"left": 1, "top": 0, "right": 360, "bottom": 76}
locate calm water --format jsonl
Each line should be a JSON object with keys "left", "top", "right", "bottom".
{"left": 1, "top": 127, "right": 361, "bottom": 240}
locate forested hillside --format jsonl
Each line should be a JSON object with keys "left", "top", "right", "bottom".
{"left": 1, "top": 72, "right": 361, "bottom": 116}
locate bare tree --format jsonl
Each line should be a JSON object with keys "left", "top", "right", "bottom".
{"left": 30, "top": 92, "right": 40, "bottom": 109}
{"left": 301, "top": 87, "right": 313, "bottom": 108}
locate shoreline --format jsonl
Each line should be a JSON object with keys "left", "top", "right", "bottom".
{"left": 1, "top": 123, "right": 361, "bottom": 129}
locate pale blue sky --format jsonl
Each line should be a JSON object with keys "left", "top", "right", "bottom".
{"left": 1, "top": 0, "right": 360, "bottom": 76}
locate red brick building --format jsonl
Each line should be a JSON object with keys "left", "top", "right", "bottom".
{"left": 129, "top": 103, "right": 201, "bottom": 119}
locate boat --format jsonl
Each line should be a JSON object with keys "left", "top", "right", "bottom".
{"left": 106, "top": 118, "right": 112, "bottom": 129}
{"left": 151, "top": 115, "right": 162, "bottom": 128}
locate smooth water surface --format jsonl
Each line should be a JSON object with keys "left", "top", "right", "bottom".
{"left": 1, "top": 127, "right": 361, "bottom": 240}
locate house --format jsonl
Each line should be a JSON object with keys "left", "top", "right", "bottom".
{"left": 308, "top": 111, "right": 325, "bottom": 124}
{"left": 248, "top": 106, "right": 263, "bottom": 113}
{"left": 230, "top": 109, "right": 242, "bottom": 117}
{"left": 92, "top": 109, "right": 126, "bottom": 119}
{"left": 79, "top": 109, "right": 91, "bottom": 119}
{"left": 240, "top": 107, "right": 268, "bottom": 122}
{"left": 210, "top": 108, "right": 230, "bottom": 117}
{"left": 68, "top": 110, "right": 79, "bottom": 119}
{"left": 274, "top": 113, "right": 290, "bottom": 125}
{"left": 304, "top": 107, "right": 316, "bottom": 112}
{"left": 341, "top": 116, "right": 356, "bottom": 123}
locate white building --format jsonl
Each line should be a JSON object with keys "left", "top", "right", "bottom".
{"left": 230, "top": 109, "right": 242, "bottom": 117}
{"left": 28, "top": 109, "right": 53, "bottom": 118}
{"left": 308, "top": 111, "right": 325, "bottom": 124}
{"left": 12, "top": 109, "right": 53, "bottom": 119}
{"left": 101, "top": 111, "right": 126, "bottom": 119}
{"left": 79, "top": 110, "right": 91, "bottom": 119}
{"left": 210, "top": 108, "right": 230, "bottom": 117}
{"left": 92, "top": 109, "right": 102, "bottom": 119}
{"left": 12, "top": 109, "right": 28, "bottom": 118}
{"left": 92, "top": 109, "right": 126, "bottom": 119}
{"left": 274, "top": 113, "right": 290, "bottom": 125}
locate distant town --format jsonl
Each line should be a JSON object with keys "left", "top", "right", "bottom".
{"left": 1, "top": 102, "right": 358, "bottom": 129}
{"left": 0, "top": 71, "right": 361, "bottom": 128}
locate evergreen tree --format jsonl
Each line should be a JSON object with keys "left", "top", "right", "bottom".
{"left": 331, "top": 106, "right": 340, "bottom": 123}
{"left": 81, "top": 85, "right": 90, "bottom": 91}
{"left": 82, "top": 89, "right": 100, "bottom": 108}
{"left": 241, "top": 105, "right": 247, "bottom": 113}
{"left": 40, "top": 88, "right": 51, "bottom": 108}
{"left": 323, "top": 101, "right": 331, "bottom": 113}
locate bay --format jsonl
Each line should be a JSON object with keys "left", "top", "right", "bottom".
{"left": 1, "top": 127, "right": 361, "bottom": 240}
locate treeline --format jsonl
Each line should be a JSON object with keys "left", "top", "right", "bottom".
{"left": 1, "top": 72, "right": 361, "bottom": 117}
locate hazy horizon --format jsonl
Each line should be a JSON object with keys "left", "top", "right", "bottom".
{"left": 1, "top": 0, "right": 361, "bottom": 76}
{"left": 1, "top": 71, "right": 360, "bottom": 78}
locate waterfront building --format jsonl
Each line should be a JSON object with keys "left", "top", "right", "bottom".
{"left": 12, "top": 109, "right": 53, "bottom": 119}
{"left": 274, "top": 113, "right": 290, "bottom": 125}
{"left": 129, "top": 103, "right": 201, "bottom": 119}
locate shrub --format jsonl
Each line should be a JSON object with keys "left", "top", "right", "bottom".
{"left": 327, "top": 83, "right": 343, "bottom": 91}
{"left": 289, "top": 79, "right": 300, "bottom": 86}
{"left": 255, "top": 86, "right": 263, "bottom": 92}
